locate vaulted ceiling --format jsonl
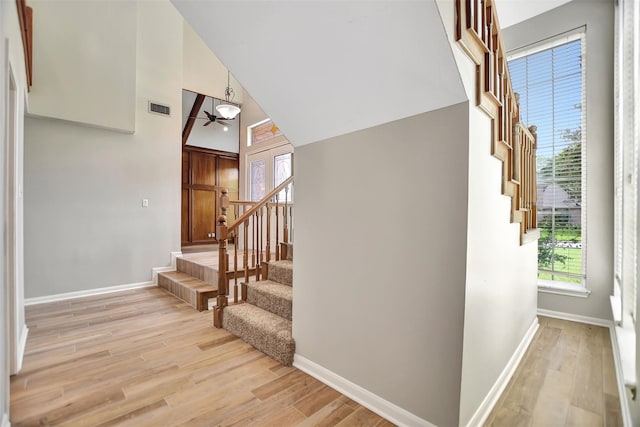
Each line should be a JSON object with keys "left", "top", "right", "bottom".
{"left": 171, "top": 1, "right": 467, "bottom": 147}
{"left": 495, "top": 0, "right": 572, "bottom": 28}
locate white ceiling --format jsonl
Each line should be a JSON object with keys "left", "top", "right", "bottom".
{"left": 495, "top": 0, "right": 573, "bottom": 28}
{"left": 171, "top": 1, "right": 467, "bottom": 147}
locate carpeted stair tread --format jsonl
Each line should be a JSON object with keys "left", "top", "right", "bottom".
{"left": 268, "top": 260, "right": 293, "bottom": 286}
{"left": 246, "top": 280, "right": 292, "bottom": 320}
{"left": 223, "top": 303, "right": 294, "bottom": 366}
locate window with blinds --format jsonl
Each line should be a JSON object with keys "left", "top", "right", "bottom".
{"left": 508, "top": 31, "right": 586, "bottom": 285}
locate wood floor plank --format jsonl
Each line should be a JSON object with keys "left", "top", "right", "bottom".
{"left": 10, "top": 288, "right": 396, "bottom": 427}
{"left": 294, "top": 384, "right": 342, "bottom": 417}
{"left": 604, "top": 393, "right": 623, "bottom": 427}
{"left": 295, "top": 399, "right": 355, "bottom": 427}
{"left": 335, "top": 406, "right": 383, "bottom": 426}
{"left": 486, "top": 316, "right": 622, "bottom": 427}
{"left": 11, "top": 291, "right": 622, "bottom": 427}
{"left": 566, "top": 405, "right": 602, "bottom": 427}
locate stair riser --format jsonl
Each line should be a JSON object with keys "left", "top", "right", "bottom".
{"left": 247, "top": 289, "right": 292, "bottom": 320}
{"left": 158, "top": 273, "right": 216, "bottom": 311}
{"left": 176, "top": 258, "right": 217, "bottom": 285}
{"left": 268, "top": 263, "right": 293, "bottom": 286}
{"left": 223, "top": 308, "right": 294, "bottom": 366}
{"left": 281, "top": 242, "right": 293, "bottom": 261}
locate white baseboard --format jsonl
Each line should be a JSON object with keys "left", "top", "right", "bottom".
{"left": 151, "top": 251, "right": 182, "bottom": 284}
{"left": 171, "top": 251, "right": 182, "bottom": 269}
{"left": 15, "top": 324, "right": 28, "bottom": 374}
{"left": 152, "top": 266, "right": 174, "bottom": 284}
{"left": 293, "top": 355, "right": 435, "bottom": 427}
{"left": 537, "top": 308, "right": 612, "bottom": 327}
{"left": 2, "top": 413, "right": 10, "bottom": 427}
{"left": 464, "top": 317, "right": 539, "bottom": 427}
{"left": 24, "top": 281, "right": 155, "bottom": 306}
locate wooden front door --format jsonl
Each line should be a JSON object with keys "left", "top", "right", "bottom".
{"left": 182, "top": 147, "right": 238, "bottom": 246}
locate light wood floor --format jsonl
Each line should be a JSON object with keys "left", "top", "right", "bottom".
{"left": 10, "top": 288, "right": 393, "bottom": 426}
{"left": 10, "top": 289, "right": 624, "bottom": 427}
{"left": 485, "top": 316, "right": 623, "bottom": 427}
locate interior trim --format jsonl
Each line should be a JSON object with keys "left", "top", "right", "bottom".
{"left": 464, "top": 316, "right": 539, "bottom": 427}
{"left": 24, "top": 281, "right": 155, "bottom": 306}
{"left": 293, "top": 355, "right": 436, "bottom": 427}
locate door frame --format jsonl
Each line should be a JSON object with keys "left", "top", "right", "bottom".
{"left": 5, "top": 41, "right": 26, "bottom": 377}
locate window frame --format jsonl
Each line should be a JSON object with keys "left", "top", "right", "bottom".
{"left": 507, "top": 28, "right": 588, "bottom": 289}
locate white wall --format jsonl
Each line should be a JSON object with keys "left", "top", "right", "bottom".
{"left": 182, "top": 21, "right": 242, "bottom": 104}
{"left": 172, "top": 0, "right": 466, "bottom": 147}
{"left": 28, "top": 0, "right": 137, "bottom": 132}
{"left": 459, "top": 105, "right": 538, "bottom": 425}
{"left": 23, "top": 0, "right": 238, "bottom": 300}
{"left": 24, "top": 1, "right": 185, "bottom": 298}
{"left": 435, "top": 2, "right": 540, "bottom": 425}
{"left": 503, "top": 0, "right": 615, "bottom": 321}
{"left": 294, "top": 102, "right": 469, "bottom": 426}
{"left": 238, "top": 90, "right": 269, "bottom": 200}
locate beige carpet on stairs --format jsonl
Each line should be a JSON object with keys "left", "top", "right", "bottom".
{"left": 222, "top": 258, "right": 295, "bottom": 366}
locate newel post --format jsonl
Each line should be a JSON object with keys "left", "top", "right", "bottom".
{"left": 213, "top": 188, "right": 230, "bottom": 328}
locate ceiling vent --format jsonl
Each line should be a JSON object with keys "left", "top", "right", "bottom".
{"left": 148, "top": 101, "right": 170, "bottom": 116}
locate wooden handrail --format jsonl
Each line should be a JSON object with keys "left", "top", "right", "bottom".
{"left": 456, "top": 0, "right": 538, "bottom": 244}
{"left": 227, "top": 175, "right": 294, "bottom": 233}
{"left": 213, "top": 174, "right": 294, "bottom": 327}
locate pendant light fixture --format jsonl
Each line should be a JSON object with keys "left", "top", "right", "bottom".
{"left": 216, "top": 71, "right": 241, "bottom": 120}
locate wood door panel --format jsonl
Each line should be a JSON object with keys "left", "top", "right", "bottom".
{"left": 182, "top": 151, "right": 189, "bottom": 185}
{"left": 192, "top": 190, "right": 216, "bottom": 242}
{"left": 219, "top": 157, "right": 239, "bottom": 191}
{"left": 219, "top": 157, "right": 239, "bottom": 223}
{"left": 181, "top": 147, "right": 238, "bottom": 246}
{"left": 181, "top": 189, "right": 189, "bottom": 244}
{"left": 192, "top": 152, "right": 216, "bottom": 186}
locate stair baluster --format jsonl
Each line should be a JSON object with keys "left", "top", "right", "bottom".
{"left": 456, "top": 0, "right": 538, "bottom": 244}
{"left": 214, "top": 176, "right": 294, "bottom": 327}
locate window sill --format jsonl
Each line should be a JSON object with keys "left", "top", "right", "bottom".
{"left": 538, "top": 280, "right": 590, "bottom": 298}
{"left": 610, "top": 297, "right": 637, "bottom": 391}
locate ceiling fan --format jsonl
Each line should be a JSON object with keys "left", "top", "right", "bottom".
{"left": 201, "top": 110, "right": 232, "bottom": 128}
{"left": 191, "top": 97, "right": 235, "bottom": 130}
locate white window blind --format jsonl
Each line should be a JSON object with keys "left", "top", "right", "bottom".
{"left": 508, "top": 32, "right": 587, "bottom": 285}
{"left": 615, "top": 0, "right": 639, "bottom": 326}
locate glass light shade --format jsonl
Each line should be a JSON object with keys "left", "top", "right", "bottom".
{"left": 216, "top": 104, "right": 241, "bottom": 119}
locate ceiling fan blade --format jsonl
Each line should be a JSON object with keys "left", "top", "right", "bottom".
{"left": 217, "top": 121, "right": 230, "bottom": 126}
{"left": 203, "top": 121, "right": 212, "bottom": 126}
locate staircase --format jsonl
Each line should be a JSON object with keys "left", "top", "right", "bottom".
{"left": 213, "top": 175, "right": 295, "bottom": 366}
{"left": 223, "top": 245, "right": 294, "bottom": 366}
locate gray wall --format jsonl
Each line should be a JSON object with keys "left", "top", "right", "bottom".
{"left": 433, "top": 2, "right": 540, "bottom": 424}
{"left": 504, "top": 0, "right": 615, "bottom": 320}
{"left": 293, "top": 102, "right": 469, "bottom": 426}
{"left": 24, "top": 2, "right": 184, "bottom": 298}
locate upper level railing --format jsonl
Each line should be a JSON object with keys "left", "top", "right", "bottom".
{"left": 456, "top": 0, "right": 538, "bottom": 244}
{"left": 213, "top": 176, "right": 293, "bottom": 327}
